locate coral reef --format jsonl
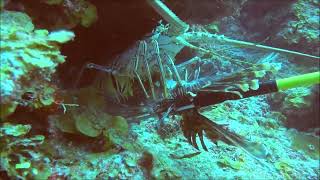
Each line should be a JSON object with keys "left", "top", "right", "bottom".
{"left": 0, "top": 0, "right": 319, "bottom": 179}
{"left": 269, "top": 86, "right": 319, "bottom": 131}
{"left": 41, "top": 0, "right": 98, "bottom": 28}
{"left": 239, "top": 0, "right": 319, "bottom": 55}
{"left": 277, "top": 0, "right": 320, "bottom": 55}
{"left": 166, "top": 0, "right": 249, "bottom": 24}
{"left": 2, "top": 0, "right": 97, "bottom": 29}
{"left": 0, "top": 123, "right": 51, "bottom": 179}
{"left": 0, "top": 10, "right": 74, "bottom": 119}
{"left": 127, "top": 96, "right": 319, "bottom": 179}
{"left": 216, "top": 0, "right": 319, "bottom": 132}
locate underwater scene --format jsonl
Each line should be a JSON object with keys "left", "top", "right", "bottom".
{"left": 0, "top": 0, "right": 319, "bottom": 179}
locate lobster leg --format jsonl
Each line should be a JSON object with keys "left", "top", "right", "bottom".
{"left": 139, "top": 41, "right": 157, "bottom": 100}
{"left": 152, "top": 39, "right": 169, "bottom": 98}
{"left": 134, "top": 42, "right": 150, "bottom": 99}
{"left": 181, "top": 109, "right": 210, "bottom": 151}
{"left": 164, "top": 53, "right": 183, "bottom": 86}
{"left": 195, "top": 66, "right": 201, "bottom": 80}
{"left": 180, "top": 108, "right": 267, "bottom": 158}
{"left": 184, "top": 69, "right": 188, "bottom": 82}
{"left": 73, "top": 62, "right": 117, "bottom": 89}
{"left": 75, "top": 62, "right": 129, "bottom": 103}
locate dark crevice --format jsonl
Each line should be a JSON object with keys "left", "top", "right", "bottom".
{"left": 57, "top": 1, "right": 161, "bottom": 88}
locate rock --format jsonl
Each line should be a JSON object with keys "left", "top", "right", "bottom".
{"left": 268, "top": 86, "right": 319, "bottom": 130}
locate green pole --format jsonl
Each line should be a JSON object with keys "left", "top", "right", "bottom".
{"left": 276, "top": 71, "right": 320, "bottom": 91}
{"left": 174, "top": 71, "right": 320, "bottom": 111}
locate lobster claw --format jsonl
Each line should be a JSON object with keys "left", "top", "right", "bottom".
{"left": 180, "top": 109, "right": 267, "bottom": 159}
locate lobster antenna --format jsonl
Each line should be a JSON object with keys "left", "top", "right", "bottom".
{"left": 147, "top": 0, "right": 319, "bottom": 60}
{"left": 146, "top": 0, "right": 189, "bottom": 35}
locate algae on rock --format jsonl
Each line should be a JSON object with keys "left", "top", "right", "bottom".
{"left": 50, "top": 86, "right": 130, "bottom": 150}
{"left": 278, "top": 0, "right": 320, "bottom": 55}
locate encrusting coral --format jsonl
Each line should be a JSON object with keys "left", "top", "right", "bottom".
{"left": 0, "top": 123, "right": 51, "bottom": 179}
{"left": 0, "top": 10, "right": 75, "bottom": 119}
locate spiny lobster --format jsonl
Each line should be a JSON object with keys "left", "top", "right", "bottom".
{"left": 75, "top": 0, "right": 319, "bottom": 159}
{"left": 76, "top": 28, "right": 277, "bottom": 159}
